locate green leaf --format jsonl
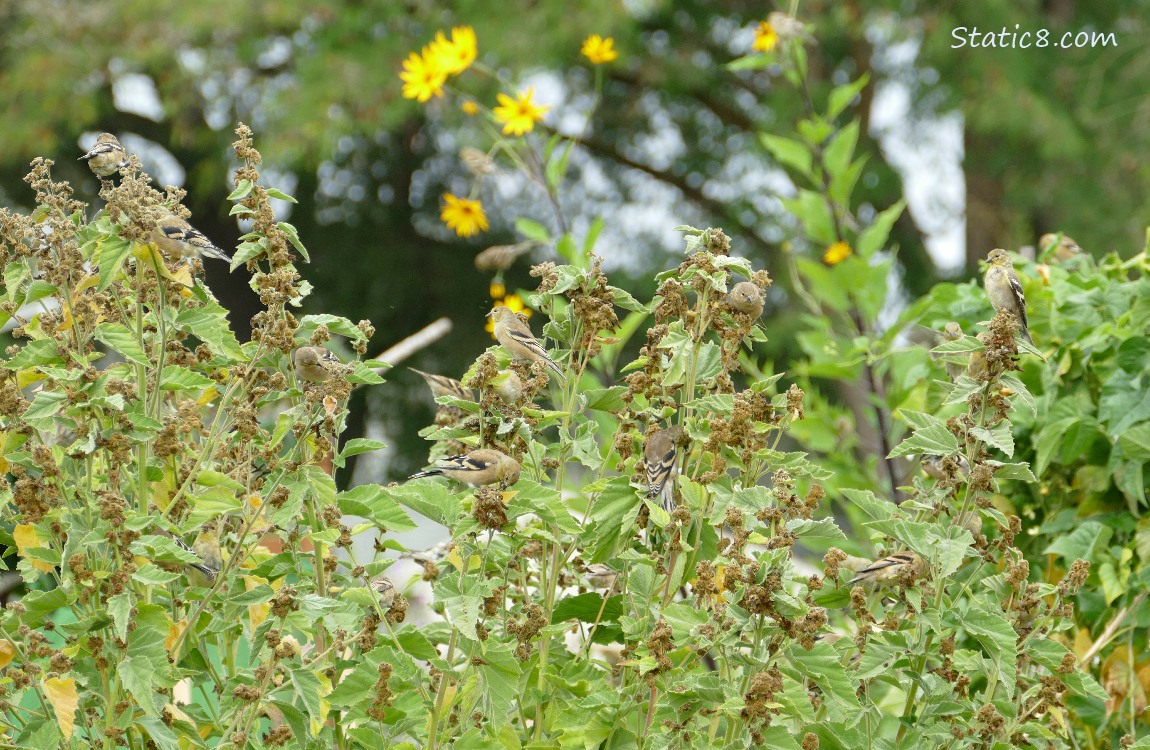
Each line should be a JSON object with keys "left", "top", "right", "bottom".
{"left": 337, "top": 485, "right": 417, "bottom": 532}
{"left": 759, "top": 133, "right": 812, "bottom": 178}
{"left": 546, "top": 139, "right": 575, "bottom": 189}
{"left": 515, "top": 217, "right": 551, "bottom": 244}
{"left": 266, "top": 187, "right": 298, "bottom": 203}
{"left": 435, "top": 576, "right": 485, "bottom": 641}
{"left": 956, "top": 604, "right": 1018, "bottom": 699}
{"left": 827, "top": 74, "right": 870, "bottom": 120}
{"left": 289, "top": 668, "right": 326, "bottom": 732}
{"left": 383, "top": 482, "right": 462, "bottom": 528}
{"left": 297, "top": 313, "right": 368, "bottom": 341}
{"left": 888, "top": 422, "right": 959, "bottom": 458}
{"left": 727, "top": 53, "right": 775, "bottom": 71}
{"left": 786, "top": 517, "right": 847, "bottom": 542}
{"left": 276, "top": 221, "right": 311, "bottom": 262}
{"left": 971, "top": 423, "right": 1015, "bottom": 458}
{"left": 786, "top": 642, "right": 861, "bottom": 721}
{"left": 841, "top": 488, "right": 896, "bottom": 520}
{"left": 108, "top": 592, "right": 132, "bottom": 641}
{"left": 552, "top": 593, "right": 623, "bottom": 624}
{"left": 94, "top": 322, "right": 148, "bottom": 365}
{"left": 856, "top": 199, "right": 905, "bottom": 259}
{"left": 95, "top": 237, "right": 134, "bottom": 292}
{"left": 22, "top": 391, "right": 67, "bottom": 421}
{"left": 1042, "top": 520, "right": 1110, "bottom": 562}
{"left": 3, "top": 339, "right": 63, "bottom": 369}
{"left": 119, "top": 654, "right": 160, "bottom": 716}
{"left": 176, "top": 302, "right": 246, "bottom": 362}
{"left": 227, "top": 179, "right": 253, "bottom": 200}
{"left": 159, "top": 365, "right": 214, "bottom": 391}
{"left": 337, "top": 438, "right": 387, "bottom": 461}
{"left": 1119, "top": 422, "right": 1150, "bottom": 460}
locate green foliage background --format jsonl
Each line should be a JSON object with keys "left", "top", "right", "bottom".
{"left": 0, "top": 2, "right": 1149, "bottom": 749}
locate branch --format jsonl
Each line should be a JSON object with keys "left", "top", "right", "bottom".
{"left": 373, "top": 317, "right": 453, "bottom": 368}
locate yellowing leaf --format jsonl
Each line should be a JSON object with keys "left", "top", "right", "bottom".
{"left": 43, "top": 676, "right": 78, "bottom": 740}
{"left": 14, "top": 524, "right": 55, "bottom": 573}
{"left": 1073, "top": 627, "right": 1094, "bottom": 661}
{"left": 0, "top": 640, "right": 16, "bottom": 669}
{"left": 16, "top": 369, "right": 45, "bottom": 389}
{"left": 245, "top": 575, "right": 270, "bottom": 630}
{"left": 166, "top": 618, "right": 187, "bottom": 652}
{"left": 197, "top": 387, "right": 220, "bottom": 406}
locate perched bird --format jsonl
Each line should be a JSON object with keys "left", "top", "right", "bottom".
{"left": 150, "top": 214, "right": 233, "bottom": 263}
{"left": 411, "top": 448, "right": 522, "bottom": 487}
{"left": 848, "top": 551, "right": 926, "bottom": 586}
{"left": 493, "top": 370, "right": 525, "bottom": 403}
{"left": 490, "top": 306, "right": 566, "bottom": 383}
{"left": 585, "top": 563, "right": 620, "bottom": 590}
{"left": 921, "top": 454, "right": 970, "bottom": 481}
{"left": 370, "top": 576, "right": 396, "bottom": 609}
{"left": 409, "top": 368, "right": 473, "bottom": 401}
{"left": 474, "top": 241, "right": 539, "bottom": 272}
{"left": 166, "top": 524, "right": 223, "bottom": 588}
{"left": 460, "top": 146, "right": 497, "bottom": 177}
{"left": 938, "top": 322, "right": 965, "bottom": 380}
{"left": 983, "top": 249, "right": 1033, "bottom": 345}
{"left": 967, "top": 332, "right": 991, "bottom": 379}
{"left": 644, "top": 425, "right": 688, "bottom": 513}
{"left": 294, "top": 346, "right": 339, "bottom": 384}
{"left": 728, "top": 281, "right": 764, "bottom": 318}
{"left": 1039, "top": 233, "right": 1083, "bottom": 263}
{"left": 79, "top": 132, "right": 129, "bottom": 177}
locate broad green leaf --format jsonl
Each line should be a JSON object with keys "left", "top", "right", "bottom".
{"left": 971, "top": 423, "right": 1015, "bottom": 458}
{"left": 94, "top": 322, "right": 148, "bottom": 365}
{"left": 1042, "top": 520, "right": 1110, "bottom": 562}
{"left": 337, "top": 484, "right": 417, "bottom": 532}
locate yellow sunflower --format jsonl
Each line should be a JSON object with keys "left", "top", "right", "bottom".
{"left": 431, "top": 26, "right": 477, "bottom": 76}
{"left": 581, "top": 35, "right": 619, "bottom": 64}
{"left": 823, "top": 241, "right": 852, "bottom": 266}
{"left": 493, "top": 87, "right": 550, "bottom": 137}
{"left": 752, "top": 21, "right": 779, "bottom": 53}
{"left": 440, "top": 194, "right": 489, "bottom": 238}
{"left": 399, "top": 47, "right": 447, "bottom": 102}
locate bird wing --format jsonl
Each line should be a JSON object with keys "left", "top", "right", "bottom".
{"left": 848, "top": 551, "right": 918, "bottom": 584}
{"left": 170, "top": 535, "right": 220, "bottom": 581}
{"left": 160, "top": 222, "right": 233, "bottom": 262}
{"left": 79, "top": 142, "right": 123, "bottom": 161}
{"left": 645, "top": 442, "right": 677, "bottom": 497}
{"left": 508, "top": 327, "right": 565, "bottom": 380}
{"left": 412, "top": 453, "right": 497, "bottom": 479}
{"left": 1007, "top": 271, "right": 1029, "bottom": 331}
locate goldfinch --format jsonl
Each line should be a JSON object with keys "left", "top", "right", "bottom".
{"left": 921, "top": 454, "right": 970, "bottom": 481}
{"left": 984, "top": 249, "right": 1033, "bottom": 345}
{"left": 848, "top": 551, "right": 926, "bottom": 585}
{"left": 154, "top": 527, "right": 219, "bottom": 585}
{"left": 490, "top": 306, "right": 566, "bottom": 383}
{"left": 967, "top": 332, "right": 991, "bottom": 379}
{"left": 493, "top": 370, "right": 525, "bottom": 403}
{"left": 644, "top": 426, "right": 688, "bottom": 513}
{"left": 151, "top": 214, "right": 233, "bottom": 263}
{"left": 294, "top": 346, "right": 339, "bottom": 384}
{"left": 409, "top": 368, "right": 473, "bottom": 401}
{"left": 410, "top": 448, "right": 521, "bottom": 487}
{"left": 79, "top": 132, "right": 129, "bottom": 177}
{"left": 939, "top": 322, "right": 965, "bottom": 380}
{"left": 474, "top": 241, "right": 539, "bottom": 272}
{"left": 1039, "top": 233, "right": 1082, "bottom": 263}
{"left": 370, "top": 576, "right": 396, "bottom": 609}
{"left": 728, "top": 281, "right": 764, "bottom": 318}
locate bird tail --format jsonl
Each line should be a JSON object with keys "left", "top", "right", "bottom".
{"left": 659, "top": 481, "right": 676, "bottom": 513}
{"left": 545, "top": 357, "right": 567, "bottom": 384}
{"left": 1021, "top": 327, "right": 1034, "bottom": 346}
{"left": 188, "top": 561, "right": 219, "bottom": 582}
{"left": 409, "top": 468, "right": 442, "bottom": 480}
{"left": 201, "top": 245, "right": 233, "bottom": 263}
